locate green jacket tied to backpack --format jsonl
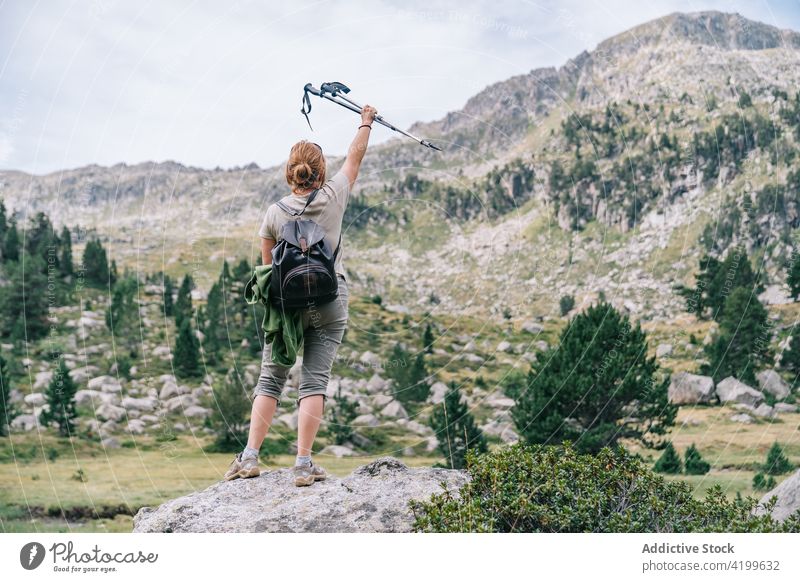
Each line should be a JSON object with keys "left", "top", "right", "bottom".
{"left": 244, "top": 265, "right": 304, "bottom": 367}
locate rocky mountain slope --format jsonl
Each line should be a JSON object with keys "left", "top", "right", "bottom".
{"left": 3, "top": 11, "right": 799, "bottom": 319}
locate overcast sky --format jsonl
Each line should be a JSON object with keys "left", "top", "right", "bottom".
{"left": 1, "top": 0, "right": 799, "bottom": 174}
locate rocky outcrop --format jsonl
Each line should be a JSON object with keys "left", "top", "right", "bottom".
{"left": 756, "top": 370, "right": 790, "bottom": 400}
{"left": 668, "top": 372, "right": 716, "bottom": 405}
{"left": 133, "top": 458, "right": 467, "bottom": 533}
{"left": 759, "top": 470, "right": 800, "bottom": 522}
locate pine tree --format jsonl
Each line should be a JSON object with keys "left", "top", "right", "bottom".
{"left": 423, "top": 323, "right": 435, "bottom": 354}
{"left": 59, "top": 225, "right": 73, "bottom": 277}
{"left": 163, "top": 275, "right": 175, "bottom": 317}
{"left": 387, "top": 344, "right": 430, "bottom": 405}
{"left": 764, "top": 442, "right": 793, "bottom": 476}
{"left": 0, "top": 352, "right": 18, "bottom": 437}
{"left": 3, "top": 218, "right": 20, "bottom": 262}
{"left": 39, "top": 358, "right": 78, "bottom": 437}
{"left": 208, "top": 369, "right": 251, "bottom": 452}
{"left": 174, "top": 274, "right": 194, "bottom": 328}
{"left": 559, "top": 294, "right": 575, "bottom": 316}
{"left": 684, "top": 443, "right": 711, "bottom": 475}
{"left": 702, "top": 287, "right": 771, "bottom": 384}
{"left": 328, "top": 385, "right": 359, "bottom": 446}
{"left": 429, "top": 381, "right": 487, "bottom": 469}
{"left": 105, "top": 277, "right": 138, "bottom": 352}
{"left": 0, "top": 200, "right": 7, "bottom": 242}
{"left": 109, "top": 259, "right": 118, "bottom": 287}
{"left": 653, "top": 442, "right": 682, "bottom": 474}
{"left": 174, "top": 318, "right": 202, "bottom": 379}
{"left": 0, "top": 254, "right": 50, "bottom": 341}
{"left": 203, "top": 281, "right": 224, "bottom": 365}
{"left": 512, "top": 302, "right": 676, "bottom": 453}
{"left": 26, "top": 212, "right": 59, "bottom": 272}
{"left": 82, "top": 238, "right": 109, "bottom": 285}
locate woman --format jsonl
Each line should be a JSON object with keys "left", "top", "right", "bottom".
{"left": 225, "top": 103, "right": 378, "bottom": 486}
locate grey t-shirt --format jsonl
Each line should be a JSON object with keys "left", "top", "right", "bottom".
{"left": 258, "top": 170, "right": 351, "bottom": 281}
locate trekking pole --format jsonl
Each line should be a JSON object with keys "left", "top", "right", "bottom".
{"left": 301, "top": 82, "right": 442, "bottom": 151}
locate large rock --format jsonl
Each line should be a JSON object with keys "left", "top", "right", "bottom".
{"left": 122, "top": 396, "right": 158, "bottom": 412}
{"left": 380, "top": 400, "right": 408, "bottom": 419}
{"left": 756, "top": 370, "right": 790, "bottom": 400}
{"left": 668, "top": 372, "right": 715, "bottom": 405}
{"left": 715, "top": 377, "right": 764, "bottom": 407}
{"left": 133, "top": 458, "right": 468, "bottom": 533}
{"left": 758, "top": 469, "right": 800, "bottom": 522}
{"left": 428, "top": 382, "right": 448, "bottom": 405}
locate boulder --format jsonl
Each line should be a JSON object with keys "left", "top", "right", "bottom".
{"left": 380, "top": 401, "right": 408, "bottom": 419}
{"left": 428, "top": 382, "right": 448, "bottom": 405}
{"left": 758, "top": 469, "right": 800, "bottom": 522}
{"left": 353, "top": 414, "right": 379, "bottom": 427}
{"left": 122, "top": 396, "right": 158, "bottom": 412}
{"left": 729, "top": 413, "right": 754, "bottom": 424}
{"left": 69, "top": 365, "right": 100, "bottom": 384}
{"left": 366, "top": 373, "right": 388, "bottom": 394}
{"left": 33, "top": 371, "right": 52, "bottom": 390}
{"left": 774, "top": 402, "right": 799, "bottom": 413}
{"left": 716, "top": 377, "right": 764, "bottom": 407}
{"left": 656, "top": 343, "right": 673, "bottom": 358}
{"left": 667, "top": 372, "right": 715, "bottom": 405}
{"left": 372, "top": 394, "right": 393, "bottom": 408}
{"left": 23, "top": 392, "right": 46, "bottom": 407}
{"left": 11, "top": 414, "right": 39, "bottom": 432}
{"left": 96, "top": 403, "right": 126, "bottom": 422}
{"left": 275, "top": 412, "right": 298, "bottom": 430}
{"left": 521, "top": 321, "right": 543, "bottom": 334}
{"left": 486, "top": 392, "right": 515, "bottom": 409}
{"left": 496, "top": 341, "right": 513, "bottom": 353}
{"left": 360, "top": 351, "right": 382, "bottom": 368}
{"left": 87, "top": 375, "right": 116, "bottom": 390}
{"left": 133, "top": 458, "right": 468, "bottom": 533}
{"left": 183, "top": 405, "right": 210, "bottom": 419}
{"left": 164, "top": 394, "right": 199, "bottom": 413}
{"left": 756, "top": 370, "right": 790, "bottom": 400}
{"left": 319, "top": 445, "right": 355, "bottom": 458}
{"left": 101, "top": 437, "right": 121, "bottom": 449}
{"left": 126, "top": 419, "right": 146, "bottom": 435}
{"left": 404, "top": 420, "right": 432, "bottom": 436}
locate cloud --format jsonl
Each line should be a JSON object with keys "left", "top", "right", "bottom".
{"left": 0, "top": 0, "right": 797, "bottom": 173}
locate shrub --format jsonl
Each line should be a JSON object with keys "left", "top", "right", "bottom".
{"left": 410, "top": 443, "right": 800, "bottom": 532}
{"left": 764, "top": 442, "right": 794, "bottom": 476}
{"left": 683, "top": 444, "right": 711, "bottom": 475}
{"left": 753, "top": 472, "right": 777, "bottom": 492}
{"left": 653, "top": 442, "right": 682, "bottom": 474}
{"left": 429, "top": 381, "right": 487, "bottom": 469}
{"left": 559, "top": 294, "right": 575, "bottom": 316}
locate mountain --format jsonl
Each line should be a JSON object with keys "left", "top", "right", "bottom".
{"left": 2, "top": 10, "right": 799, "bottom": 316}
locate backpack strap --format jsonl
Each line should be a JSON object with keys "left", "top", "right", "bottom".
{"left": 275, "top": 188, "right": 320, "bottom": 217}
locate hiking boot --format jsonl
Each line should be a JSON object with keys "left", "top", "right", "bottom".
{"left": 224, "top": 452, "right": 260, "bottom": 481}
{"left": 293, "top": 462, "right": 327, "bottom": 487}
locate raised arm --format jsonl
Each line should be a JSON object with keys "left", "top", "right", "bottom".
{"left": 340, "top": 104, "right": 377, "bottom": 190}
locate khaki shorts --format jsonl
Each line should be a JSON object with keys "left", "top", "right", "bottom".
{"left": 252, "top": 274, "right": 349, "bottom": 405}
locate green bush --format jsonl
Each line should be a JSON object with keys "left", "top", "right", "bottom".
{"left": 559, "top": 295, "right": 575, "bottom": 316}
{"left": 753, "top": 472, "right": 777, "bottom": 492}
{"left": 683, "top": 444, "right": 711, "bottom": 475}
{"left": 411, "top": 443, "right": 800, "bottom": 532}
{"left": 653, "top": 442, "right": 682, "bottom": 474}
{"left": 764, "top": 442, "right": 794, "bottom": 476}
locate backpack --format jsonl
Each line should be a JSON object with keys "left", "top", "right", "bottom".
{"left": 270, "top": 188, "right": 341, "bottom": 310}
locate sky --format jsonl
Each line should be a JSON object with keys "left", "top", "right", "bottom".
{"left": 1, "top": 0, "right": 799, "bottom": 174}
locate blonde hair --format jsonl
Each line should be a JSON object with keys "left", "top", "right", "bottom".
{"left": 285, "top": 140, "right": 326, "bottom": 194}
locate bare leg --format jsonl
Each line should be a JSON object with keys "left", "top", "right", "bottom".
{"left": 297, "top": 395, "right": 324, "bottom": 457}
{"left": 246, "top": 395, "right": 278, "bottom": 451}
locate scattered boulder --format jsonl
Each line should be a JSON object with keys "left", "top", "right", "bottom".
{"left": 756, "top": 370, "right": 790, "bottom": 400}
{"left": 319, "top": 445, "right": 355, "bottom": 458}
{"left": 486, "top": 392, "right": 515, "bottom": 409}
{"left": 668, "top": 372, "right": 715, "bottom": 405}
{"left": 183, "top": 405, "right": 210, "bottom": 419}
{"left": 428, "top": 382, "right": 448, "bottom": 405}
{"left": 496, "top": 341, "right": 513, "bottom": 353}
{"left": 775, "top": 403, "right": 799, "bottom": 413}
{"left": 521, "top": 321, "right": 543, "bottom": 334}
{"left": 122, "top": 396, "right": 158, "bottom": 412}
{"left": 716, "top": 377, "right": 764, "bottom": 407}
{"left": 353, "top": 414, "right": 379, "bottom": 427}
{"left": 275, "top": 412, "right": 298, "bottom": 430}
{"left": 759, "top": 469, "right": 800, "bottom": 522}
{"left": 360, "top": 351, "right": 382, "bottom": 368}
{"left": 23, "top": 393, "right": 46, "bottom": 407}
{"left": 380, "top": 400, "right": 408, "bottom": 419}
{"left": 730, "top": 413, "right": 754, "bottom": 424}
{"left": 372, "top": 394, "right": 393, "bottom": 408}
{"left": 366, "top": 373, "right": 388, "bottom": 394}
{"left": 33, "top": 371, "right": 52, "bottom": 390}
{"left": 11, "top": 414, "right": 39, "bottom": 432}
{"left": 96, "top": 403, "right": 126, "bottom": 422}
{"left": 133, "top": 457, "right": 468, "bottom": 533}
{"left": 101, "top": 437, "right": 121, "bottom": 449}
{"left": 656, "top": 343, "right": 673, "bottom": 358}
{"left": 126, "top": 419, "right": 146, "bottom": 435}
{"left": 69, "top": 365, "right": 100, "bottom": 384}
{"left": 164, "top": 394, "right": 199, "bottom": 413}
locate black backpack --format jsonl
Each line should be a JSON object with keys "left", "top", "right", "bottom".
{"left": 270, "top": 188, "right": 341, "bottom": 310}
